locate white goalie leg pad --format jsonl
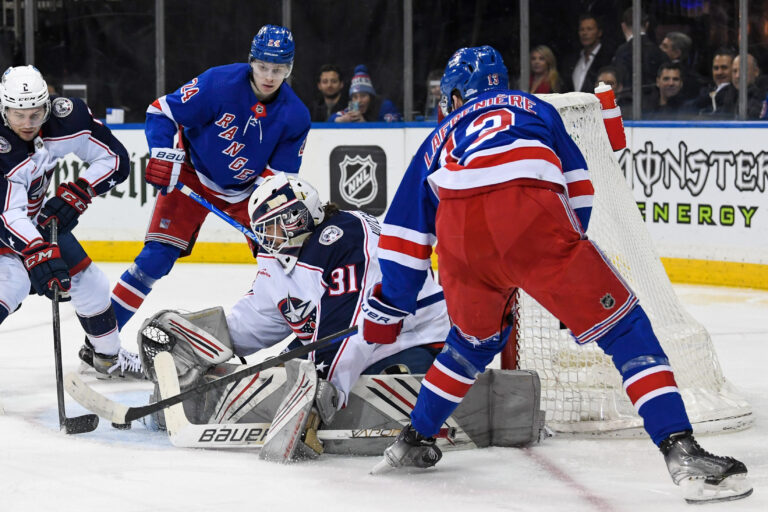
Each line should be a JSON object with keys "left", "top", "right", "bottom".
{"left": 209, "top": 366, "right": 286, "bottom": 424}
{"left": 259, "top": 359, "right": 319, "bottom": 462}
{"left": 155, "top": 308, "right": 234, "bottom": 365}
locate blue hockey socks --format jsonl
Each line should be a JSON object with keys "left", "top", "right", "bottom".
{"left": 111, "top": 242, "right": 180, "bottom": 329}
{"left": 410, "top": 326, "right": 507, "bottom": 437}
{"left": 597, "top": 306, "right": 692, "bottom": 444}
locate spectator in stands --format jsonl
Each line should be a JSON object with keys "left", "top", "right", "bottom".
{"left": 645, "top": 62, "right": 691, "bottom": 119}
{"left": 692, "top": 47, "right": 736, "bottom": 118}
{"left": 659, "top": 31, "right": 706, "bottom": 102}
{"left": 423, "top": 68, "right": 442, "bottom": 121}
{"left": 528, "top": 45, "right": 562, "bottom": 94}
{"left": 330, "top": 65, "right": 402, "bottom": 123}
{"left": 722, "top": 53, "right": 766, "bottom": 119}
{"left": 312, "top": 64, "right": 346, "bottom": 122}
{"left": 561, "top": 14, "right": 613, "bottom": 93}
{"left": 612, "top": 8, "right": 666, "bottom": 93}
{"left": 595, "top": 65, "right": 633, "bottom": 120}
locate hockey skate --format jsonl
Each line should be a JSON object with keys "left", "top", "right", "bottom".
{"left": 370, "top": 423, "right": 442, "bottom": 474}
{"left": 78, "top": 340, "right": 145, "bottom": 380}
{"left": 660, "top": 431, "right": 753, "bottom": 504}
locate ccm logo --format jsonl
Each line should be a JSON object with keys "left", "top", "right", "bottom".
{"left": 60, "top": 190, "right": 87, "bottom": 213}
{"left": 24, "top": 248, "right": 54, "bottom": 269}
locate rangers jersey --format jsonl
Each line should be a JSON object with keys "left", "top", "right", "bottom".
{"left": 226, "top": 209, "right": 449, "bottom": 402}
{"left": 0, "top": 96, "right": 130, "bottom": 254}
{"left": 146, "top": 63, "right": 311, "bottom": 203}
{"left": 377, "top": 89, "right": 594, "bottom": 313}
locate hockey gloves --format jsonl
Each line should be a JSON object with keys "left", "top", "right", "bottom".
{"left": 22, "top": 239, "right": 71, "bottom": 300}
{"left": 37, "top": 178, "right": 93, "bottom": 238}
{"left": 145, "top": 148, "right": 190, "bottom": 194}
{"left": 361, "top": 283, "right": 407, "bottom": 344}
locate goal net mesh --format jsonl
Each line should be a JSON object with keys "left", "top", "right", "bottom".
{"left": 508, "top": 92, "right": 752, "bottom": 436}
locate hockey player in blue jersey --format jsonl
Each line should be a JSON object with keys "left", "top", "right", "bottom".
{"left": 99, "top": 25, "right": 312, "bottom": 368}
{"left": 364, "top": 46, "right": 752, "bottom": 504}
{"left": 0, "top": 65, "right": 142, "bottom": 378}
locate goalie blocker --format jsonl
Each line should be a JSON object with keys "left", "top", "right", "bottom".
{"left": 139, "top": 308, "right": 545, "bottom": 459}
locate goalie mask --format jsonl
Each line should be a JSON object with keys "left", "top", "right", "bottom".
{"left": 248, "top": 173, "right": 325, "bottom": 271}
{"left": 439, "top": 45, "right": 508, "bottom": 119}
{"left": 0, "top": 65, "right": 51, "bottom": 129}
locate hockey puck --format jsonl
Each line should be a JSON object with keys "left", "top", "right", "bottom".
{"left": 111, "top": 422, "right": 132, "bottom": 430}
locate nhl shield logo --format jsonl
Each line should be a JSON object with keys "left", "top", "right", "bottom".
{"left": 600, "top": 293, "right": 616, "bottom": 309}
{"left": 338, "top": 154, "right": 377, "bottom": 208}
{"left": 330, "top": 145, "right": 387, "bottom": 215}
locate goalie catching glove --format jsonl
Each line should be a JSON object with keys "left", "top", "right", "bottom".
{"left": 145, "top": 148, "right": 191, "bottom": 194}
{"left": 361, "top": 283, "right": 407, "bottom": 344}
{"left": 37, "top": 178, "right": 94, "bottom": 237}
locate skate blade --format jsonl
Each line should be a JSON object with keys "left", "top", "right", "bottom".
{"left": 370, "top": 457, "right": 395, "bottom": 475}
{"left": 681, "top": 474, "right": 753, "bottom": 504}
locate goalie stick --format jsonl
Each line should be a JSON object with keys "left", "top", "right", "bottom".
{"left": 174, "top": 182, "right": 259, "bottom": 243}
{"left": 64, "top": 325, "right": 358, "bottom": 425}
{"left": 49, "top": 219, "right": 100, "bottom": 434}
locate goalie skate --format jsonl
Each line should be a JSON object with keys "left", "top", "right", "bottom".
{"left": 660, "top": 431, "right": 753, "bottom": 504}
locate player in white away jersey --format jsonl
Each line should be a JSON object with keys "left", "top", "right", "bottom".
{"left": 223, "top": 172, "right": 449, "bottom": 406}
{"left": 0, "top": 66, "right": 141, "bottom": 378}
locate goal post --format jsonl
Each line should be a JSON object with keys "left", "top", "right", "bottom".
{"left": 501, "top": 92, "right": 752, "bottom": 437}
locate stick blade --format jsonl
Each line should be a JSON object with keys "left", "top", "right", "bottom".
{"left": 63, "top": 414, "right": 100, "bottom": 434}
{"left": 64, "top": 372, "right": 130, "bottom": 424}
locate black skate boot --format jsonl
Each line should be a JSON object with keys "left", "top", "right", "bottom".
{"left": 660, "top": 430, "right": 753, "bottom": 504}
{"left": 371, "top": 423, "right": 442, "bottom": 474}
{"left": 79, "top": 338, "right": 145, "bottom": 380}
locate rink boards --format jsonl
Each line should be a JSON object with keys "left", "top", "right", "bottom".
{"left": 65, "top": 122, "right": 768, "bottom": 289}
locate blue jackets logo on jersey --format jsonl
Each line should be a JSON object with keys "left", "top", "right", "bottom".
{"left": 278, "top": 294, "right": 317, "bottom": 340}
{"left": 0, "top": 137, "right": 9, "bottom": 153}
{"left": 319, "top": 225, "right": 344, "bottom": 245}
{"left": 52, "top": 98, "right": 73, "bottom": 118}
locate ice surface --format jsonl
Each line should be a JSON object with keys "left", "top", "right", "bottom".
{"left": 1, "top": 264, "right": 765, "bottom": 511}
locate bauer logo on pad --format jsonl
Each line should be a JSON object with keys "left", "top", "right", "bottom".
{"left": 330, "top": 145, "right": 386, "bottom": 216}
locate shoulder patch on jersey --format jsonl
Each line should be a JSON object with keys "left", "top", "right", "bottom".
{"left": 52, "top": 97, "right": 74, "bottom": 118}
{"left": 319, "top": 225, "right": 344, "bottom": 246}
{"left": 0, "top": 136, "right": 10, "bottom": 153}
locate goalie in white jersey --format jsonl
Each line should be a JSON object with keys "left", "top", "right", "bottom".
{"left": 232, "top": 173, "right": 448, "bottom": 403}
{"left": 143, "top": 172, "right": 449, "bottom": 430}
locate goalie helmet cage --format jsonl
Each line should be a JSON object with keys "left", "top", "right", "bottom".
{"left": 500, "top": 92, "right": 752, "bottom": 437}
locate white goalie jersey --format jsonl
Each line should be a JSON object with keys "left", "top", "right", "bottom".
{"left": 226, "top": 209, "right": 449, "bottom": 405}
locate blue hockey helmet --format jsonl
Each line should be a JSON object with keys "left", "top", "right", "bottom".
{"left": 249, "top": 24, "right": 295, "bottom": 65}
{"left": 439, "top": 45, "right": 509, "bottom": 117}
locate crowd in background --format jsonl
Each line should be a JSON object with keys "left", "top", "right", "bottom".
{"left": 3, "top": 1, "right": 768, "bottom": 123}
{"left": 307, "top": 6, "right": 768, "bottom": 123}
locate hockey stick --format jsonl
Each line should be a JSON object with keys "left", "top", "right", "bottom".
{"left": 64, "top": 325, "right": 357, "bottom": 425}
{"left": 49, "top": 219, "right": 100, "bottom": 434}
{"left": 174, "top": 182, "right": 259, "bottom": 243}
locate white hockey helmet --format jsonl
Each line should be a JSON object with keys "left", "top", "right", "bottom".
{"left": 248, "top": 173, "right": 325, "bottom": 270}
{"left": 0, "top": 65, "right": 51, "bottom": 128}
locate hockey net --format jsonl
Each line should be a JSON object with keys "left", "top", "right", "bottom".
{"left": 502, "top": 92, "right": 752, "bottom": 437}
